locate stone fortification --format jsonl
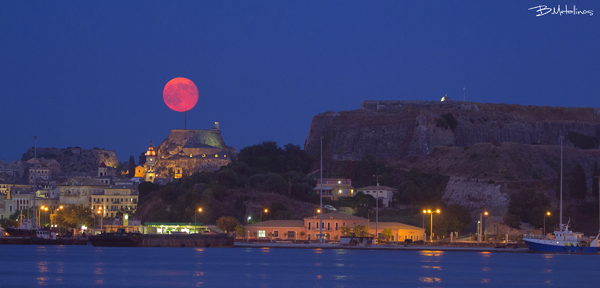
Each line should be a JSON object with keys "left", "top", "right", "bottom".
{"left": 155, "top": 128, "right": 236, "bottom": 177}
{"left": 305, "top": 101, "right": 600, "bottom": 161}
{"left": 21, "top": 147, "right": 119, "bottom": 173}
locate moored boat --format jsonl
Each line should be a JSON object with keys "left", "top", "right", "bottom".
{"left": 523, "top": 226, "right": 600, "bottom": 253}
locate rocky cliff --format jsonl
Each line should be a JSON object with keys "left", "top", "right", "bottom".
{"left": 304, "top": 101, "right": 600, "bottom": 162}
{"left": 21, "top": 147, "right": 120, "bottom": 173}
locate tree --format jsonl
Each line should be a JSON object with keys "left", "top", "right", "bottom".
{"left": 216, "top": 216, "right": 239, "bottom": 235}
{"left": 382, "top": 228, "right": 393, "bottom": 241}
{"left": 54, "top": 205, "right": 94, "bottom": 229}
{"left": 435, "top": 204, "right": 472, "bottom": 236}
{"left": 353, "top": 225, "right": 370, "bottom": 237}
{"left": 340, "top": 226, "right": 352, "bottom": 236}
{"left": 503, "top": 213, "right": 522, "bottom": 229}
{"left": 0, "top": 219, "right": 18, "bottom": 229}
{"left": 234, "top": 224, "right": 246, "bottom": 238}
{"left": 568, "top": 163, "right": 587, "bottom": 200}
{"left": 507, "top": 188, "right": 551, "bottom": 223}
{"left": 299, "top": 231, "right": 306, "bottom": 239}
{"left": 139, "top": 152, "right": 146, "bottom": 166}
{"left": 128, "top": 156, "right": 135, "bottom": 178}
{"left": 593, "top": 161, "right": 599, "bottom": 202}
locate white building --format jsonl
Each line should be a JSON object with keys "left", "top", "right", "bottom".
{"left": 357, "top": 186, "right": 397, "bottom": 208}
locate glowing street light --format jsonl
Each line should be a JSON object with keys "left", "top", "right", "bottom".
{"left": 195, "top": 208, "right": 203, "bottom": 233}
{"left": 424, "top": 209, "right": 441, "bottom": 241}
{"left": 544, "top": 211, "right": 551, "bottom": 236}
{"left": 261, "top": 209, "right": 268, "bottom": 222}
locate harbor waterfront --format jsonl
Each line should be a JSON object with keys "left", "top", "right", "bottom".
{"left": 1, "top": 245, "right": 599, "bottom": 287}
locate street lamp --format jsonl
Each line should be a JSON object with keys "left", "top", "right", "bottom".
{"left": 544, "top": 211, "right": 551, "bottom": 236}
{"left": 39, "top": 206, "right": 46, "bottom": 227}
{"left": 195, "top": 208, "right": 202, "bottom": 233}
{"left": 423, "top": 209, "right": 441, "bottom": 241}
{"left": 261, "top": 209, "right": 268, "bottom": 222}
{"left": 478, "top": 211, "right": 489, "bottom": 243}
{"left": 97, "top": 206, "right": 103, "bottom": 232}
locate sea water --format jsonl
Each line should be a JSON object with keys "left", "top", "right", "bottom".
{"left": 0, "top": 245, "right": 599, "bottom": 287}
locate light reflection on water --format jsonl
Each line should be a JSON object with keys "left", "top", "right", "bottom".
{"left": 1, "top": 246, "right": 599, "bottom": 286}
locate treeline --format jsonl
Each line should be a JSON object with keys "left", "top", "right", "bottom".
{"left": 137, "top": 142, "right": 317, "bottom": 224}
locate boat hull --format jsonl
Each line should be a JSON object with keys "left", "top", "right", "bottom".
{"left": 523, "top": 239, "right": 598, "bottom": 253}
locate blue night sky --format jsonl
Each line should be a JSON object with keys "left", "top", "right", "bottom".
{"left": 1, "top": 1, "right": 598, "bottom": 162}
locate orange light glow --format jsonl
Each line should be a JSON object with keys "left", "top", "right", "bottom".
{"left": 436, "top": 209, "right": 440, "bottom": 214}
{"left": 198, "top": 208, "right": 202, "bottom": 212}
{"left": 423, "top": 210, "right": 427, "bottom": 214}
{"left": 484, "top": 211, "right": 488, "bottom": 216}
{"left": 317, "top": 209, "right": 321, "bottom": 213}
{"left": 163, "top": 77, "right": 199, "bottom": 112}
{"left": 264, "top": 209, "right": 268, "bottom": 213}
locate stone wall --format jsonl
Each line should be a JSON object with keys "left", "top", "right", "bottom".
{"left": 305, "top": 101, "right": 600, "bottom": 161}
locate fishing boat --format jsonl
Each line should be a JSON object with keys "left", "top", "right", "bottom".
{"left": 523, "top": 136, "right": 600, "bottom": 253}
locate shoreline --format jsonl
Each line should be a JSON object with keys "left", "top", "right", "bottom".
{"left": 234, "top": 242, "right": 530, "bottom": 253}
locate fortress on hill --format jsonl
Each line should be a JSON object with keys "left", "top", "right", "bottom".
{"left": 141, "top": 122, "right": 237, "bottom": 181}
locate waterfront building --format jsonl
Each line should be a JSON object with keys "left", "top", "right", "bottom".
{"left": 92, "top": 186, "right": 138, "bottom": 218}
{"left": 144, "top": 143, "right": 156, "bottom": 183}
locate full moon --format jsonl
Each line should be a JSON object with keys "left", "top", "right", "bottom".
{"left": 163, "top": 77, "right": 199, "bottom": 112}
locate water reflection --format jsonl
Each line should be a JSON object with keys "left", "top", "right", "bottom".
{"left": 313, "top": 248, "right": 323, "bottom": 254}
{"left": 37, "top": 261, "right": 48, "bottom": 273}
{"left": 36, "top": 277, "right": 49, "bottom": 285}
{"left": 481, "top": 279, "right": 490, "bottom": 283}
{"left": 194, "top": 271, "right": 205, "bottom": 276}
{"left": 316, "top": 275, "right": 322, "bottom": 279}
{"left": 260, "top": 247, "right": 270, "bottom": 253}
{"left": 481, "top": 267, "right": 490, "bottom": 272}
{"left": 480, "top": 252, "right": 491, "bottom": 257}
{"left": 56, "top": 262, "right": 64, "bottom": 274}
{"left": 335, "top": 263, "right": 344, "bottom": 267}
{"left": 334, "top": 249, "right": 347, "bottom": 255}
{"left": 419, "top": 250, "right": 444, "bottom": 257}
{"left": 421, "top": 265, "right": 442, "bottom": 270}
{"left": 334, "top": 275, "right": 347, "bottom": 280}
{"left": 195, "top": 248, "right": 205, "bottom": 253}
{"left": 419, "top": 277, "right": 442, "bottom": 283}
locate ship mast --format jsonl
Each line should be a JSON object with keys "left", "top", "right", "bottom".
{"left": 559, "top": 135, "right": 564, "bottom": 232}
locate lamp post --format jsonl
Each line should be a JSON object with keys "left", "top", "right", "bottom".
{"left": 39, "top": 206, "right": 46, "bottom": 227}
{"left": 544, "top": 211, "right": 551, "bottom": 236}
{"left": 195, "top": 208, "right": 202, "bottom": 233}
{"left": 422, "top": 210, "right": 426, "bottom": 229}
{"left": 261, "top": 208, "right": 268, "bottom": 222}
{"left": 373, "top": 175, "right": 382, "bottom": 243}
{"left": 423, "top": 209, "right": 441, "bottom": 242}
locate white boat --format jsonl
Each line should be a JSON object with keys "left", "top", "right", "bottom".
{"left": 523, "top": 136, "right": 600, "bottom": 253}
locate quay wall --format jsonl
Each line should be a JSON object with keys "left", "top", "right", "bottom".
{"left": 140, "top": 234, "right": 233, "bottom": 248}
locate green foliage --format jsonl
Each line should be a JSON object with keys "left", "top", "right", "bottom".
{"left": 397, "top": 168, "right": 449, "bottom": 206}
{"left": 381, "top": 228, "right": 393, "bottom": 241}
{"left": 0, "top": 218, "right": 19, "bottom": 229}
{"left": 507, "top": 188, "right": 551, "bottom": 223}
{"left": 235, "top": 224, "right": 246, "bottom": 237}
{"left": 139, "top": 152, "right": 146, "bottom": 166}
{"left": 503, "top": 213, "right": 522, "bottom": 229}
{"left": 434, "top": 204, "right": 472, "bottom": 236}
{"left": 568, "top": 163, "right": 587, "bottom": 200}
{"left": 353, "top": 225, "right": 369, "bottom": 237}
{"left": 237, "top": 141, "right": 312, "bottom": 174}
{"left": 340, "top": 225, "right": 352, "bottom": 236}
{"left": 128, "top": 156, "right": 135, "bottom": 178}
{"left": 568, "top": 131, "right": 599, "bottom": 149}
{"left": 54, "top": 205, "right": 95, "bottom": 229}
{"left": 216, "top": 216, "right": 239, "bottom": 234}
{"left": 351, "top": 155, "right": 390, "bottom": 189}
{"left": 352, "top": 192, "right": 376, "bottom": 218}
{"left": 528, "top": 207, "right": 555, "bottom": 229}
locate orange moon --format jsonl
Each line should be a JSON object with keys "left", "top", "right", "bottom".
{"left": 163, "top": 77, "right": 199, "bottom": 112}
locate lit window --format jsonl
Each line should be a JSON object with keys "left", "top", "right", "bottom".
{"left": 202, "top": 154, "right": 205, "bottom": 157}
{"left": 215, "top": 155, "right": 218, "bottom": 158}
{"left": 338, "top": 181, "right": 341, "bottom": 184}
{"left": 258, "top": 230, "right": 266, "bottom": 238}
{"left": 190, "top": 154, "right": 193, "bottom": 158}
{"left": 339, "top": 189, "right": 342, "bottom": 194}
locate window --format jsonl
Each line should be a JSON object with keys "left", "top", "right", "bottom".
{"left": 258, "top": 230, "right": 266, "bottom": 238}
{"left": 308, "top": 222, "right": 311, "bottom": 230}
{"left": 335, "top": 223, "right": 339, "bottom": 230}
{"left": 273, "top": 231, "right": 279, "bottom": 238}
{"left": 327, "top": 222, "right": 331, "bottom": 231}
{"left": 307, "top": 234, "right": 311, "bottom": 240}
{"left": 287, "top": 231, "right": 295, "bottom": 239}
{"left": 316, "top": 222, "right": 319, "bottom": 229}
